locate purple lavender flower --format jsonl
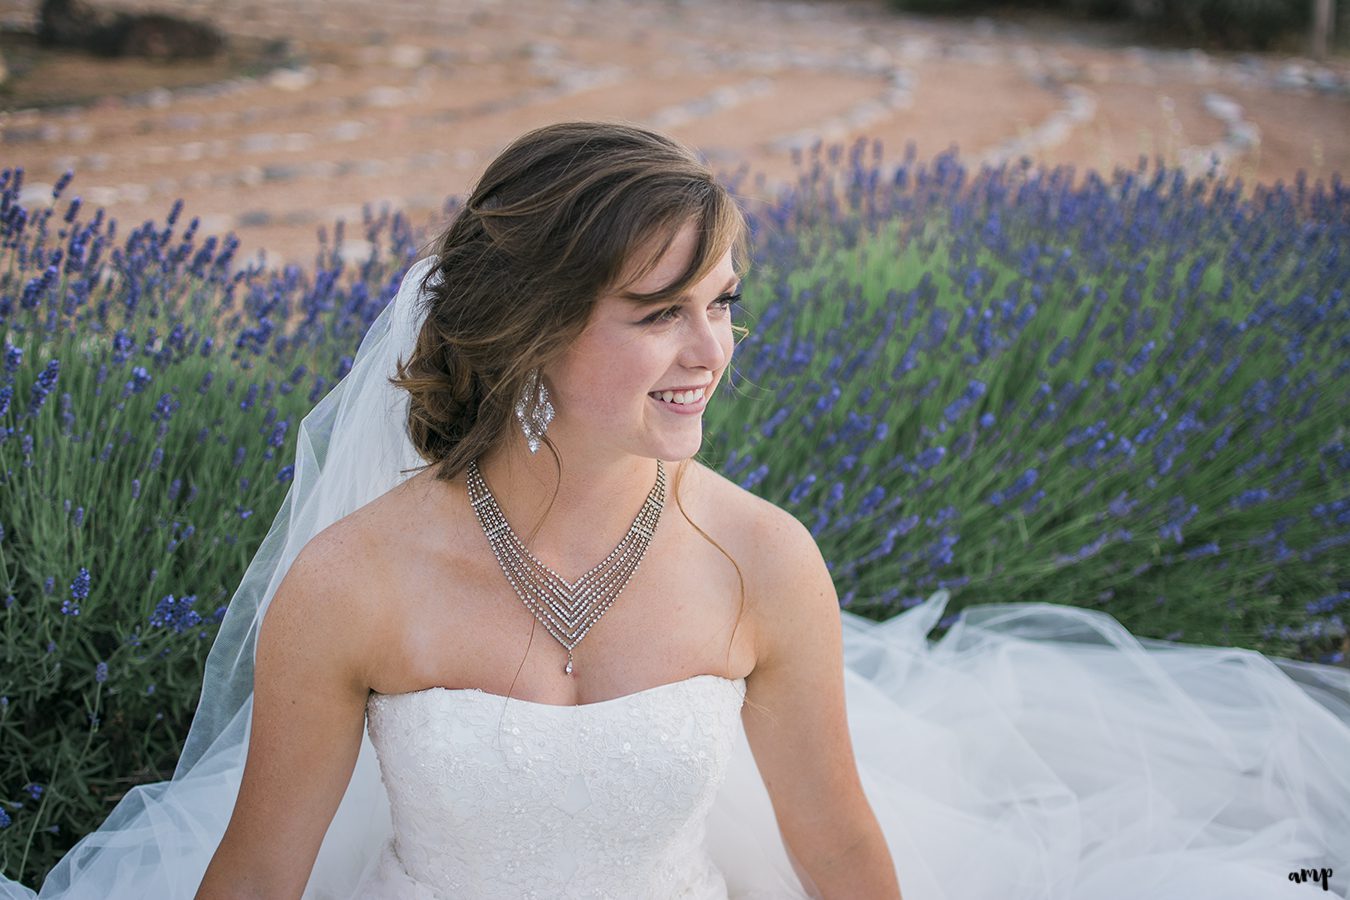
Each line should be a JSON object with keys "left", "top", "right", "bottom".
{"left": 65, "top": 566, "right": 91, "bottom": 613}
{"left": 121, "top": 366, "right": 152, "bottom": 398}
{"left": 151, "top": 393, "right": 179, "bottom": 423}
{"left": 94, "top": 662, "right": 108, "bottom": 684}
{"left": 1233, "top": 488, "right": 1271, "bottom": 509}
{"left": 28, "top": 359, "right": 60, "bottom": 415}
{"left": 988, "top": 468, "right": 1038, "bottom": 506}
{"left": 788, "top": 474, "right": 817, "bottom": 505}
{"left": 915, "top": 446, "right": 946, "bottom": 470}
{"left": 111, "top": 330, "right": 134, "bottom": 364}
{"left": 268, "top": 419, "right": 289, "bottom": 449}
{"left": 149, "top": 593, "right": 202, "bottom": 633}
{"left": 1159, "top": 499, "right": 1199, "bottom": 544}
{"left": 1308, "top": 592, "right": 1349, "bottom": 616}
{"left": 738, "top": 464, "right": 769, "bottom": 490}
{"left": 1107, "top": 492, "right": 1137, "bottom": 518}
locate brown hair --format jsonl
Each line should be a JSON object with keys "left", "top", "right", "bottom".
{"left": 393, "top": 121, "right": 747, "bottom": 478}
{"left": 390, "top": 121, "right": 753, "bottom": 674}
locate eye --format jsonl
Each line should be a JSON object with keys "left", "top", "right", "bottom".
{"left": 642, "top": 290, "right": 742, "bottom": 325}
{"left": 713, "top": 291, "right": 743, "bottom": 312}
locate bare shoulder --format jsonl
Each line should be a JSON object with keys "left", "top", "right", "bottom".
{"left": 681, "top": 461, "right": 835, "bottom": 630}
{"left": 261, "top": 493, "right": 410, "bottom": 685}
{"left": 684, "top": 459, "right": 821, "bottom": 558}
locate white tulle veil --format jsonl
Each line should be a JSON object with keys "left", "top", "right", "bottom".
{"left": 0, "top": 256, "right": 432, "bottom": 898}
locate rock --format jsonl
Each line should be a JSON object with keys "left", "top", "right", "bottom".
{"left": 115, "top": 13, "right": 224, "bottom": 60}
{"left": 19, "top": 183, "right": 57, "bottom": 207}
{"left": 267, "top": 66, "right": 317, "bottom": 92}
{"left": 262, "top": 164, "right": 302, "bottom": 183}
{"left": 1202, "top": 93, "right": 1243, "bottom": 123}
{"left": 38, "top": 0, "right": 116, "bottom": 48}
{"left": 38, "top": 0, "right": 224, "bottom": 60}
{"left": 236, "top": 209, "right": 273, "bottom": 227}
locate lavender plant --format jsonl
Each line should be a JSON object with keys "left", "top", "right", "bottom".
{"left": 1, "top": 141, "right": 1347, "bottom": 887}
{"left": 708, "top": 140, "right": 1348, "bottom": 665}
{"left": 0, "top": 168, "right": 420, "bottom": 884}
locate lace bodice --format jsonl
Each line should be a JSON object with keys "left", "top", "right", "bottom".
{"left": 361, "top": 674, "right": 747, "bottom": 899}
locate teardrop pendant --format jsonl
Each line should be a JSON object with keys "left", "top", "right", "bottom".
{"left": 565, "top": 653, "right": 574, "bottom": 676}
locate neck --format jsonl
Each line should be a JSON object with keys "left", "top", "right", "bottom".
{"left": 472, "top": 440, "right": 672, "bottom": 570}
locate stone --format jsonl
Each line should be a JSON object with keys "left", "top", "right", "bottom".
{"left": 39, "top": 0, "right": 224, "bottom": 60}
{"left": 262, "top": 164, "right": 302, "bottom": 183}
{"left": 267, "top": 67, "right": 316, "bottom": 92}
{"left": 236, "top": 209, "right": 273, "bottom": 227}
{"left": 1202, "top": 93, "right": 1243, "bottom": 123}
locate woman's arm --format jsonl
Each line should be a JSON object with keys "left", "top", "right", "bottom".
{"left": 196, "top": 531, "right": 376, "bottom": 900}
{"left": 742, "top": 508, "right": 903, "bottom": 900}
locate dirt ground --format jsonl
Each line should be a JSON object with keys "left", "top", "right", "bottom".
{"left": 2, "top": 0, "right": 1348, "bottom": 265}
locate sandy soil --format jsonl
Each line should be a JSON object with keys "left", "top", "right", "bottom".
{"left": 2, "top": 0, "right": 1347, "bottom": 265}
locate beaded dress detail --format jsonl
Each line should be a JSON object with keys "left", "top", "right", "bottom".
{"left": 359, "top": 674, "right": 746, "bottom": 899}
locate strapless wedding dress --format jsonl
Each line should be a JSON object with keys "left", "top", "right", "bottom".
{"left": 343, "top": 590, "right": 1350, "bottom": 900}
{"left": 358, "top": 674, "right": 747, "bottom": 899}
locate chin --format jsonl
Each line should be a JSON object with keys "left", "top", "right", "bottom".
{"left": 646, "top": 432, "right": 703, "bottom": 464}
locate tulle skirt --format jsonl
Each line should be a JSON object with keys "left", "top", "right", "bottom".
{"left": 709, "top": 591, "right": 1350, "bottom": 899}
{"left": 5, "top": 590, "right": 1349, "bottom": 899}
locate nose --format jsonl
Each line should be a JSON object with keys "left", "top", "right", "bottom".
{"left": 679, "top": 308, "right": 730, "bottom": 372}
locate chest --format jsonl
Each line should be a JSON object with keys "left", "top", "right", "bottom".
{"left": 367, "top": 512, "right": 757, "bottom": 703}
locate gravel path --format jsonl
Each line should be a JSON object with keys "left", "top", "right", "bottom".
{"left": 3, "top": 0, "right": 1348, "bottom": 264}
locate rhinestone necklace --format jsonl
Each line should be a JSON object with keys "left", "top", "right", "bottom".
{"left": 465, "top": 458, "right": 667, "bottom": 676}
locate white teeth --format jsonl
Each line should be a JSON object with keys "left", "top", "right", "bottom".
{"left": 653, "top": 387, "right": 706, "bottom": 405}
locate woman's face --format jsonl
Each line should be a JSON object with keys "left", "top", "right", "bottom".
{"left": 542, "top": 221, "right": 739, "bottom": 464}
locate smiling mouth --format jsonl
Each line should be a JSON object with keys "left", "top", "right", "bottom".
{"left": 648, "top": 386, "right": 708, "bottom": 406}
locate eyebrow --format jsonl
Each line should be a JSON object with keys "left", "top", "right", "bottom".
{"left": 625, "top": 275, "right": 741, "bottom": 308}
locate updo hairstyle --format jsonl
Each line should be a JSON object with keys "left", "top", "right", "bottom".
{"left": 390, "top": 121, "right": 748, "bottom": 483}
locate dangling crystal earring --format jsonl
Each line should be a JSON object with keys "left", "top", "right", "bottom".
{"left": 515, "top": 367, "right": 554, "bottom": 454}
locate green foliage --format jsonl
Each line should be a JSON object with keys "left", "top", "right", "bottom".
{"left": 884, "top": 0, "right": 1335, "bottom": 50}
{"left": 0, "top": 174, "right": 419, "bottom": 885}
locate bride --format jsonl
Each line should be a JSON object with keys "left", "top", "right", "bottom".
{"left": 4, "top": 121, "right": 1350, "bottom": 899}
{"left": 199, "top": 119, "right": 898, "bottom": 898}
